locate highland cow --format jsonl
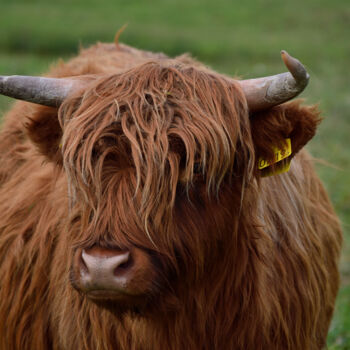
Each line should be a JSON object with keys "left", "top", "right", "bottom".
{"left": 0, "top": 39, "right": 342, "bottom": 350}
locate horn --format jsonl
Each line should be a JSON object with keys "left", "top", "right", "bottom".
{"left": 0, "top": 76, "right": 84, "bottom": 107}
{"left": 239, "top": 51, "right": 310, "bottom": 111}
{"left": 0, "top": 51, "right": 308, "bottom": 110}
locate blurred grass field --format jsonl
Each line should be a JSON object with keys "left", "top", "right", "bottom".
{"left": 0, "top": 0, "right": 349, "bottom": 347}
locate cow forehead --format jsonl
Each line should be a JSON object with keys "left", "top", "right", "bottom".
{"left": 60, "top": 63, "right": 247, "bottom": 178}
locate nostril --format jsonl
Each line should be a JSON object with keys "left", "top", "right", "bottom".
{"left": 79, "top": 253, "right": 88, "bottom": 273}
{"left": 114, "top": 254, "right": 133, "bottom": 275}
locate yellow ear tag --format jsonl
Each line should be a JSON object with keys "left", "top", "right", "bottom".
{"left": 258, "top": 138, "right": 292, "bottom": 177}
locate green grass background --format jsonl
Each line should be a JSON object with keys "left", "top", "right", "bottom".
{"left": 0, "top": 0, "right": 349, "bottom": 347}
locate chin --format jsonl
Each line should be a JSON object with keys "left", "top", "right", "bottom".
{"left": 87, "top": 291, "right": 158, "bottom": 317}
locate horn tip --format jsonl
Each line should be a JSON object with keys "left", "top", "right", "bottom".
{"left": 280, "top": 50, "right": 292, "bottom": 65}
{"left": 280, "top": 50, "right": 309, "bottom": 85}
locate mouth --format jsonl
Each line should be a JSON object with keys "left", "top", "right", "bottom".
{"left": 85, "top": 289, "right": 152, "bottom": 316}
{"left": 84, "top": 288, "right": 136, "bottom": 301}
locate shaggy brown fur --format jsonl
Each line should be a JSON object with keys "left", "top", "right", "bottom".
{"left": 0, "top": 42, "right": 342, "bottom": 350}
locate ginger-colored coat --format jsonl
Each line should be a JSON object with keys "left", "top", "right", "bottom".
{"left": 0, "top": 42, "right": 342, "bottom": 349}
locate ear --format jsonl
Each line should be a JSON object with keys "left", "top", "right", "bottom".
{"left": 25, "top": 105, "right": 62, "bottom": 164}
{"left": 250, "top": 100, "right": 321, "bottom": 174}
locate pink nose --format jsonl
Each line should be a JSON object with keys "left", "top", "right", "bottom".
{"left": 79, "top": 247, "right": 133, "bottom": 294}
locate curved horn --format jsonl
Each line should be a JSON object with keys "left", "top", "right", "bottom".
{"left": 239, "top": 51, "right": 310, "bottom": 111}
{"left": 0, "top": 76, "right": 84, "bottom": 107}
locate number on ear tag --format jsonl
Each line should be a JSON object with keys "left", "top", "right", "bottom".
{"left": 258, "top": 138, "right": 292, "bottom": 177}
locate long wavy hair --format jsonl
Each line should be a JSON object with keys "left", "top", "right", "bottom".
{"left": 0, "top": 42, "right": 342, "bottom": 350}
